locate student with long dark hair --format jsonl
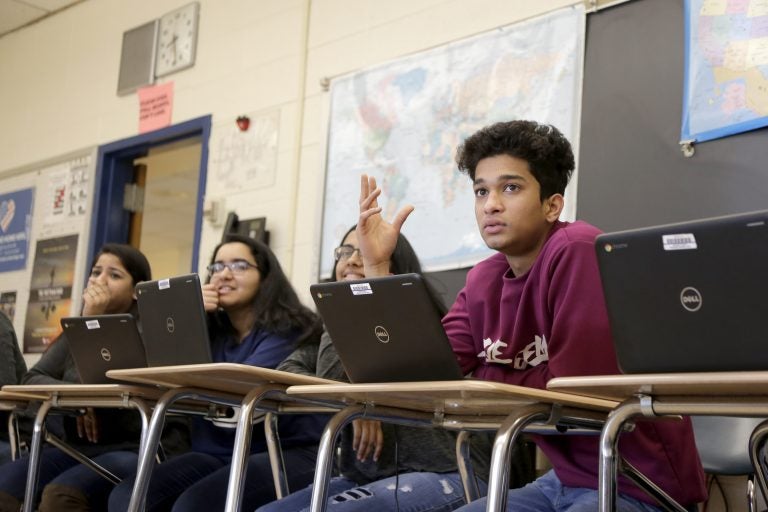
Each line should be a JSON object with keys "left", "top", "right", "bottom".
{"left": 0, "top": 244, "right": 152, "bottom": 512}
{"left": 108, "top": 234, "right": 325, "bottom": 512}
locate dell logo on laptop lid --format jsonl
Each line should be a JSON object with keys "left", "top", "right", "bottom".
{"left": 680, "top": 287, "right": 702, "bottom": 312}
{"left": 374, "top": 325, "right": 390, "bottom": 343}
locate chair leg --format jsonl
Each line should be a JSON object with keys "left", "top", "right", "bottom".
{"left": 747, "top": 474, "right": 756, "bottom": 512}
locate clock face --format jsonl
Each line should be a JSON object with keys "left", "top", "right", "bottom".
{"left": 155, "top": 2, "right": 199, "bottom": 77}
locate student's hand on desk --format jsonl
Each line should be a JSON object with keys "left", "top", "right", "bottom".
{"left": 201, "top": 283, "right": 219, "bottom": 312}
{"left": 357, "top": 174, "right": 414, "bottom": 277}
{"left": 81, "top": 281, "right": 111, "bottom": 316}
{"left": 352, "top": 419, "right": 383, "bottom": 462}
{"left": 76, "top": 407, "right": 99, "bottom": 443}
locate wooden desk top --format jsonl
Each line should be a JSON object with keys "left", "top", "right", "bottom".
{"left": 0, "top": 389, "right": 49, "bottom": 410}
{"left": 0, "top": 389, "right": 49, "bottom": 401}
{"left": 547, "top": 372, "right": 768, "bottom": 402}
{"left": 2, "top": 383, "right": 165, "bottom": 400}
{"left": 287, "top": 380, "right": 617, "bottom": 416}
{"left": 107, "top": 363, "right": 340, "bottom": 396}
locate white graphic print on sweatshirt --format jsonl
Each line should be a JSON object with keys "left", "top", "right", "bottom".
{"left": 477, "top": 335, "right": 549, "bottom": 369}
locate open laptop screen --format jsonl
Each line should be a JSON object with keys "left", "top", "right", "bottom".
{"left": 311, "top": 273, "right": 464, "bottom": 383}
{"left": 596, "top": 209, "right": 768, "bottom": 374}
{"left": 61, "top": 314, "right": 148, "bottom": 384}
{"left": 136, "top": 273, "right": 212, "bottom": 367}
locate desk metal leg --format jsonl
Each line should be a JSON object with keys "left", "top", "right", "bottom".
{"left": 486, "top": 404, "right": 551, "bottom": 512}
{"left": 749, "top": 419, "right": 768, "bottom": 507}
{"left": 224, "top": 387, "right": 281, "bottom": 512}
{"left": 599, "top": 398, "right": 643, "bottom": 512}
{"left": 23, "top": 400, "right": 53, "bottom": 512}
{"left": 265, "top": 412, "right": 287, "bottom": 498}
{"left": 45, "top": 433, "right": 121, "bottom": 484}
{"left": 8, "top": 411, "right": 19, "bottom": 461}
{"left": 126, "top": 389, "right": 194, "bottom": 512}
{"left": 456, "top": 430, "right": 480, "bottom": 503}
{"left": 129, "top": 397, "right": 152, "bottom": 457}
{"left": 309, "top": 405, "right": 366, "bottom": 512}
{"left": 127, "top": 388, "right": 243, "bottom": 512}
{"left": 127, "top": 391, "right": 177, "bottom": 512}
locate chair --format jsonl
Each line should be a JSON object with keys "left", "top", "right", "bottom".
{"left": 692, "top": 416, "right": 766, "bottom": 512}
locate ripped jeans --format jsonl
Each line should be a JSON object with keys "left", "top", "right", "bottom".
{"left": 256, "top": 471, "right": 479, "bottom": 512}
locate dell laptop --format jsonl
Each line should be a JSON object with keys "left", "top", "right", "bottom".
{"left": 596, "top": 209, "right": 768, "bottom": 373}
{"left": 135, "top": 273, "right": 212, "bottom": 367}
{"left": 61, "top": 314, "right": 148, "bottom": 384}
{"left": 311, "top": 273, "right": 464, "bottom": 383}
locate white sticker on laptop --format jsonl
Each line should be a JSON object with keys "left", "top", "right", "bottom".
{"left": 158, "top": 278, "right": 171, "bottom": 290}
{"left": 85, "top": 319, "right": 101, "bottom": 330}
{"left": 349, "top": 282, "right": 373, "bottom": 295}
{"left": 662, "top": 233, "right": 697, "bottom": 251}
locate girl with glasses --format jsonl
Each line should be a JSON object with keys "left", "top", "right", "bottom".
{"left": 108, "top": 234, "right": 324, "bottom": 512}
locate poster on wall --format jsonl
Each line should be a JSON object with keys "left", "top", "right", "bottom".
{"left": 208, "top": 109, "right": 280, "bottom": 195}
{"left": 0, "top": 292, "right": 16, "bottom": 322}
{"left": 320, "top": 5, "right": 585, "bottom": 277}
{"left": 23, "top": 234, "right": 78, "bottom": 353}
{"left": 0, "top": 187, "right": 34, "bottom": 272}
{"left": 43, "top": 157, "right": 90, "bottom": 227}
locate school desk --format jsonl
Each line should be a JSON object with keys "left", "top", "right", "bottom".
{"left": 286, "top": 380, "right": 617, "bottom": 512}
{"left": 2, "top": 383, "right": 168, "bottom": 512}
{"left": 107, "top": 363, "right": 340, "bottom": 512}
{"left": 547, "top": 372, "right": 768, "bottom": 512}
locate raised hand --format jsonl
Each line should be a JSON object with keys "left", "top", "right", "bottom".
{"left": 356, "top": 174, "right": 414, "bottom": 277}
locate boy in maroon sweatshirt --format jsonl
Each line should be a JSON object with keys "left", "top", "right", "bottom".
{"left": 354, "top": 120, "right": 706, "bottom": 512}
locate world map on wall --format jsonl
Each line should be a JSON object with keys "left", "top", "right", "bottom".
{"left": 682, "top": 0, "right": 768, "bottom": 142}
{"left": 320, "top": 6, "right": 585, "bottom": 277}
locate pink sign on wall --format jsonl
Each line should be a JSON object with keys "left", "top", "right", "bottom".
{"left": 138, "top": 81, "right": 174, "bottom": 133}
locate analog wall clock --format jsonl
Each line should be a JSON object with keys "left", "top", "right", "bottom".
{"left": 155, "top": 2, "right": 200, "bottom": 78}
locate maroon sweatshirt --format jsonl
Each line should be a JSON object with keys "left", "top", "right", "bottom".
{"left": 443, "top": 220, "right": 707, "bottom": 506}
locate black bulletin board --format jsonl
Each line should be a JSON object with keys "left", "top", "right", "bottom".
{"left": 577, "top": 0, "right": 768, "bottom": 233}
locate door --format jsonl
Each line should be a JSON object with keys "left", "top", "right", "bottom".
{"left": 129, "top": 138, "right": 203, "bottom": 279}
{"left": 89, "top": 116, "right": 211, "bottom": 276}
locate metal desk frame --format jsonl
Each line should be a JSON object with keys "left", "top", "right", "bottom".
{"left": 286, "top": 380, "right": 616, "bottom": 512}
{"left": 548, "top": 372, "right": 768, "bottom": 512}
{"left": 107, "top": 363, "right": 339, "bottom": 512}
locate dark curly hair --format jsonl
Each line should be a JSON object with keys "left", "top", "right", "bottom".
{"left": 455, "top": 120, "right": 575, "bottom": 200}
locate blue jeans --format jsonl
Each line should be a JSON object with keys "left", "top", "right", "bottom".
{"left": 108, "top": 445, "right": 318, "bottom": 512}
{"left": 0, "top": 447, "right": 137, "bottom": 507}
{"left": 39, "top": 451, "right": 138, "bottom": 511}
{"left": 0, "top": 441, "right": 12, "bottom": 466}
{"left": 256, "top": 471, "right": 478, "bottom": 512}
{"left": 454, "top": 470, "right": 662, "bottom": 512}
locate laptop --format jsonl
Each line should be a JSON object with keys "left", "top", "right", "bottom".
{"left": 135, "top": 273, "right": 213, "bottom": 366}
{"left": 61, "top": 314, "right": 148, "bottom": 384}
{"left": 311, "top": 273, "right": 464, "bottom": 383}
{"left": 596, "top": 209, "right": 768, "bottom": 374}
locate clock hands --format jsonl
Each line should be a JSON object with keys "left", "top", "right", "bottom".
{"left": 169, "top": 33, "right": 178, "bottom": 65}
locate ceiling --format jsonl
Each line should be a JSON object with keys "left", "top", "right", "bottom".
{"left": 0, "top": 0, "right": 84, "bottom": 39}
